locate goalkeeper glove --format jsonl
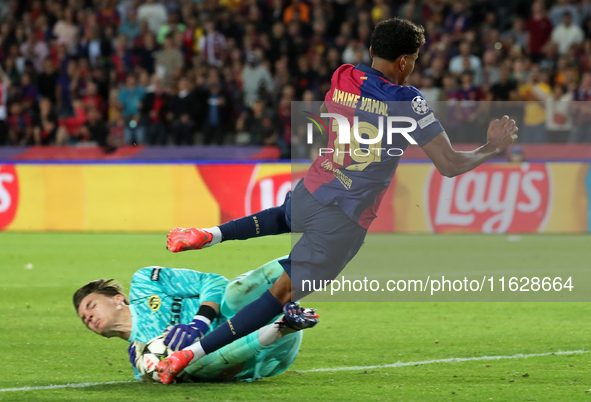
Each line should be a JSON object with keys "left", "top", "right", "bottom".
{"left": 164, "top": 316, "right": 210, "bottom": 352}
{"left": 128, "top": 341, "right": 145, "bottom": 368}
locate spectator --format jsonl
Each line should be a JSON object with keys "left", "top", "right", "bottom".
{"left": 108, "top": 108, "right": 126, "bottom": 148}
{"left": 155, "top": 33, "right": 183, "bottom": 87}
{"left": 82, "top": 80, "right": 105, "bottom": 118}
{"left": 137, "top": 0, "right": 168, "bottom": 35}
{"left": 480, "top": 50, "right": 500, "bottom": 88}
{"left": 267, "top": 22, "right": 288, "bottom": 64}
{"left": 118, "top": 74, "right": 145, "bottom": 145}
{"left": 167, "top": 76, "right": 194, "bottom": 145}
{"left": 37, "top": 57, "right": 58, "bottom": 103}
{"left": 198, "top": 21, "right": 227, "bottom": 68}
{"left": 2, "top": 0, "right": 591, "bottom": 153}
{"left": 141, "top": 75, "right": 169, "bottom": 145}
{"left": 137, "top": 33, "right": 157, "bottom": 74}
{"left": 571, "top": 72, "right": 591, "bottom": 143}
{"left": 118, "top": 9, "right": 141, "bottom": 47}
{"left": 489, "top": 65, "right": 518, "bottom": 101}
{"left": 55, "top": 99, "right": 87, "bottom": 145}
{"left": 53, "top": 9, "right": 78, "bottom": 54}
{"left": 545, "top": 84, "right": 573, "bottom": 143}
{"left": 0, "top": 66, "right": 8, "bottom": 145}
{"left": 507, "top": 145, "right": 526, "bottom": 163}
{"left": 580, "top": 39, "right": 591, "bottom": 72}
{"left": 519, "top": 69, "right": 551, "bottom": 143}
{"left": 201, "top": 77, "right": 229, "bottom": 145}
{"left": 8, "top": 102, "right": 34, "bottom": 145}
{"left": 157, "top": 12, "right": 186, "bottom": 45}
{"left": 551, "top": 12, "right": 584, "bottom": 56}
{"left": 3, "top": 57, "right": 20, "bottom": 87}
{"left": 33, "top": 97, "right": 57, "bottom": 145}
{"left": 20, "top": 33, "right": 49, "bottom": 73}
{"left": 80, "top": 106, "right": 108, "bottom": 147}
{"left": 539, "top": 43, "right": 559, "bottom": 71}
{"left": 419, "top": 75, "right": 440, "bottom": 104}
{"left": 283, "top": 0, "right": 310, "bottom": 25}
{"left": 242, "top": 50, "right": 274, "bottom": 107}
{"left": 526, "top": 2, "right": 553, "bottom": 61}
{"left": 444, "top": 2, "right": 472, "bottom": 41}
{"left": 455, "top": 71, "right": 486, "bottom": 143}
{"left": 549, "top": 0, "right": 579, "bottom": 28}
{"left": 56, "top": 59, "right": 81, "bottom": 116}
{"left": 449, "top": 41, "right": 482, "bottom": 77}
{"left": 236, "top": 100, "right": 281, "bottom": 146}
{"left": 501, "top": 18, "right": 527, "bottom": 51}
{"left": 19, "top": 73, "right": 39, "bottom": 112}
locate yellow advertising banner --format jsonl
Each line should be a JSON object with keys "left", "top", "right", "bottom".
{"left": 392, "top": 162, "right": 589, "bottom": 234}
{"left": 5, "top": 165, "right": 219, "bottom": 232}
{"left": 0, "top": 162, "right": 587, "bottom": 233}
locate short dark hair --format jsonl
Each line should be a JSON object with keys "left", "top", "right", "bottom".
{"left": 370, "top": 18, "right": 425, "bottom": 62}
{"left": 73, "top": 279, "right": 128, "bottom": 312}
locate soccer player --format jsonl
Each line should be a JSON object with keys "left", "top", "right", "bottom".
{"left": 74, "top": 257, "right": 317, "bottom": 382}
{"left": 157, "top": 17, "right": 518, "bottom": 383}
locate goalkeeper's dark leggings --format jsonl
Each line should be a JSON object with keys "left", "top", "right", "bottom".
{"left": 218, "top": 191, "right": 292, "bottom": 241}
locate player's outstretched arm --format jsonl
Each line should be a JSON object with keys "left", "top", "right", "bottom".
{"left": 422, "top": 115, "right": 518, "bottom": 178}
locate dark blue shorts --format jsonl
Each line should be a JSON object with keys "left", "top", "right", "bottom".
{"left": 279, "top": 180, "right": 367, "bottom": 297}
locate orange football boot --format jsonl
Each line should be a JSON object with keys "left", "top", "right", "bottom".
{"left": 167, "top": 228, "right": 213, "bottom": 252}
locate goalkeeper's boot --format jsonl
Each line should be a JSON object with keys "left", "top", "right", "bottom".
{"left": 167, "top": 227, "right": 213, "bottom": 252}
{"left": 280, "top": 302, "right": 319, "bottom": 331}
{"left": 156, "top": 349, "right": 193, "bottom": 385}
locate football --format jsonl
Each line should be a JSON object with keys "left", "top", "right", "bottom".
{"left": 136, "top": 335, "right": 172, "bottom": 382}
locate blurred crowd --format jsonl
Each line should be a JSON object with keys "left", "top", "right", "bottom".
{"left": 1, "top": 0, "right": 591, "bottom": 158}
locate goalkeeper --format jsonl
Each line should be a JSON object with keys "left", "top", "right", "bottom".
{"left": 73, "top": 257, "right": 318, "bottom": 382}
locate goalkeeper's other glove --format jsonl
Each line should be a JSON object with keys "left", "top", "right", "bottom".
{"left": 128, "top": 341, "right": 145, "bottom": 367}
{"left": 164, "top": 316, "right": 211, "bottom": 352}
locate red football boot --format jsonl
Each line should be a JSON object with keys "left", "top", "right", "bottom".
{"left": 156, "top": 350, "right": 194, "bottom": 384}
{"left": 167, "top": 228, "right": 213, "bottom": 252}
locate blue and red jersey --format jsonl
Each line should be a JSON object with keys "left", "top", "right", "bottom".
{"left": 303, "top": 63, "right": 444, "bottom": 229}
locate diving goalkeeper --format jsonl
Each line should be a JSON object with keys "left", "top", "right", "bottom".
{"left": 73, "top": 257, "right": 318, "bottom": 382}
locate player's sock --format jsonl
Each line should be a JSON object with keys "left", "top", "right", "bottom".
{"left": 202, "top": 226, "right": 222, "bottom": 247}
{"left": 186, "top": 341, "right": 206, "bottom": 365}
{"left": 218, "top": 205, "right": 290, "bottom": 241}
{"left": 199, "top": 290, "right": 284, "bottom": 355}
{"left": 257, "top": 322, "right": 283, "bottom": 346}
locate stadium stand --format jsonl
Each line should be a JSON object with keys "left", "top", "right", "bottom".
{"left": 1, "top": 0, "right": 591, "bottom": 160}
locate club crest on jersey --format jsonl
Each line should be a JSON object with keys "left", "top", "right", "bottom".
{"left": 411, "top": 96, "right": 429, "bottom": 115}
{"left": 148, "top": 295, "right": 161, "bottom": 311}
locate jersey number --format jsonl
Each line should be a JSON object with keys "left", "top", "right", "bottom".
{"left": 331, "top": 118, "right": 382, "bottom": 171}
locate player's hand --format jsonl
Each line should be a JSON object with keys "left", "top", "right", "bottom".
{"left": 164, "top": 319, "right": 209, "bottom": 352}
{"left": 486, "top": 115, "right": 518, "bottom": 153}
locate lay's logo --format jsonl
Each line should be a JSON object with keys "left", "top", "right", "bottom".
{"left": 427, "top": 163, "right": 551, "bottom": 233}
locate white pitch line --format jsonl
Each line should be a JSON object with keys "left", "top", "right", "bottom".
{"left": 297, "top": 350, "right": 588, "bottom": 373}
{"left": 0, "top": 380, "right": 133, "bottom": 393}
{"left": 0, "top": 350, "right": 587, "bottom": 393}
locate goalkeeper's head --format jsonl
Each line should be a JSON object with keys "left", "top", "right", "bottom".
{"left": 74, "top": 279, "right": 130, "bottom": 338}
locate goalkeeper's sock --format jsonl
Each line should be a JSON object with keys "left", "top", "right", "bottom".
{"left": 218, "top": 205, "right": 290, "bottom": 241}
{"left": 197, "top": 290, "right": 284, "bottom": 356}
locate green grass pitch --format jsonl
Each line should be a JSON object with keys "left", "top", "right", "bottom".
{"left": 0, "top": 232, "right": 590, "bottom": 402}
